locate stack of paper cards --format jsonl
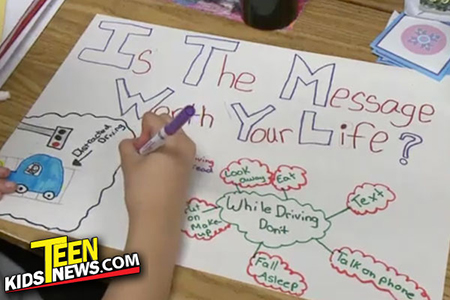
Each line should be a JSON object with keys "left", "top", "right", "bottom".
{"left": 371, "top": 12, "right": 450, "bottom": 81}
{"left": 0, "top": 0, "right": 65, "bottom": 87}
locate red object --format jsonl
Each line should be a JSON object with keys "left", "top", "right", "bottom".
{"left": 52, "top": 142, "right": 60, "bottom": 148}
{"left": 0, "top": 0, "right": 48, "bottom": 59}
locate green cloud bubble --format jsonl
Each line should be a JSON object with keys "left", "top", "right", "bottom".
{"left": 216, "top": 191, "right": 332, "bottom": 249}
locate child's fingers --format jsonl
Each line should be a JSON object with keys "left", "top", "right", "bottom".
{"left": 119, "top": 139, "right": 141, "bottom": 165}
{"left": 0, "top": 179, "right": 16, "bottom": 194}
{"left": 0, "top": 167, "right": 10, "bottom": 178}
{"left": 159, "top": 114, "right": 172, "bottom": 123}
{"left": 133, "top": 112, "right": 170, "bottom": 150}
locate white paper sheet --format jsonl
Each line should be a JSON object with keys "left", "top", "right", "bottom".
{"left": 1, "top": 14, "right": 450, "bottom": 300}
{"left": 0, "top": 0, "right": 64, "bottom": 87}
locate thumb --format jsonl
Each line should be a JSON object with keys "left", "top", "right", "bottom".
{"left": 119, "top": 138, "right": 140, "bottom": 169}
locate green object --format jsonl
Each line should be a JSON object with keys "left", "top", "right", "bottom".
{"left": 420, "top": 0, "right": 450, "bottom": 12}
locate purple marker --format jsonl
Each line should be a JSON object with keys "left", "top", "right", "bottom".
{"left": 138, "top": 105, "right": 196, "bottom": 155}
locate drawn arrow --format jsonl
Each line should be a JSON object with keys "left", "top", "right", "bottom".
{"left": 72, "top": 150, "right": 93, "bottom": 167}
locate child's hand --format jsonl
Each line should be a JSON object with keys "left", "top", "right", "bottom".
{"left": 104, "top": 113, "right": 195, "bottom": 300}
{"left": 119, "top": 112, "right": 196, "bottom": 222}
{"left": 0, "top": 167, "right": 16, "bottom": 200}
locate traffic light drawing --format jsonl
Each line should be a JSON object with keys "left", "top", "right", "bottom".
{"left": 17, "top": 122, "right": 73, "bottom": 150}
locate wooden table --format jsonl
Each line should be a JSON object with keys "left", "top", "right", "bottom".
{"left": 0, "top": 0, "right": 449, "bottom": 299}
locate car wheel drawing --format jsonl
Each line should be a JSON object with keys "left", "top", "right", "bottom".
{"left": 7, "top": 154, "right": 64, "bottom": 201}
{"left": 43, "top": 192, "right": 56, "bottom": 201}
{"left": 16, "top": 184, "right": 28, "bottom": 194}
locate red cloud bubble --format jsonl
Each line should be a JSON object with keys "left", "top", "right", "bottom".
{"left": 182, "top": 198, "right": 230, "bottom": 241}
{"left": 347, "top": 183, "right": 396, "bottom": 216}
{"left": 271, "top": 165, "right": 308, "bottom": 191}
{"left": 247, "top": 252, "right": 308, "bottom": 297}
{"left": 220, "top": 158, "right": 272, "bottom": 188}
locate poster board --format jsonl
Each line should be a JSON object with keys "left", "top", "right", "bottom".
{"left": 1, "top": 14, "right": 450, "bottom": 300}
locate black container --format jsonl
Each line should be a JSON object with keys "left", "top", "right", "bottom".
{"left": 240, "top": 0, "right": 299, "bottom": 30}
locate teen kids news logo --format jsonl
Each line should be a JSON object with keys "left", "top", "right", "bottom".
{"left": 4, "top": 236, "right": 140, "bottom": 293}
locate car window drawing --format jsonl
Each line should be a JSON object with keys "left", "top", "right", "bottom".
{"left": 25, "top": 163, "right": 43, "bottom": 176}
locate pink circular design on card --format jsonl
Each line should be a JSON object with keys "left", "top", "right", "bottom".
{"left": 401, "top": 25, "right": 447, "bottom": 55}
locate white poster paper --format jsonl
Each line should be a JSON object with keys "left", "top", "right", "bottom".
{"left": 1, "top": 14, "right": 450, "bottom": 300}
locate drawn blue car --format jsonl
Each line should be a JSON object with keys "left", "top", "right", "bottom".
{"left": 8, "top": 154, "right": 64, "bottom": 201}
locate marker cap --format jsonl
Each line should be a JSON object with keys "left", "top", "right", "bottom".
{"left": 165, "top": 105, "right": 196, "bottom": 135}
